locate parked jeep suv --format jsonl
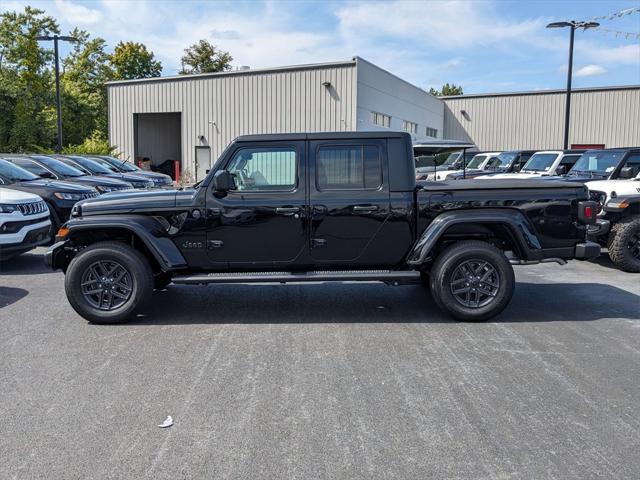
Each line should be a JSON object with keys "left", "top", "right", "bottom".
{"left": 0, "top": 187, "right": 51, "bottom": 261}
{"left": 0, "top": 158, "right": 98, "bottom": 240}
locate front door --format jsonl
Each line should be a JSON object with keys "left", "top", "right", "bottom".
{"left": 308, "top": 139, "right": 391, "bottom": 265}
{"left": 205, "top": 141, "right": 307, "bottom": 267}
{"left": 195, "top": 146, "right": 211, "bottom": 181}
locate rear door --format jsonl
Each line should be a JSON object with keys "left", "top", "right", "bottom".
{"left": 308, "top": 139, "right": 390, "bottom": 264}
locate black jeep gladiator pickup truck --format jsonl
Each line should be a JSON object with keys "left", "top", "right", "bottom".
{"left": 46, "top": 132, "right": 600, "bottom": 323}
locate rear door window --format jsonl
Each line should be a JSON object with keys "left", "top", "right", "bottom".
{"left": 316, "top": 145, "right": 382, "bottom": 190}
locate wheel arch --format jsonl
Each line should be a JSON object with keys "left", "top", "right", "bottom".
{"left": 407, "top": 209, "right": 543, "bottom": 266}
{"left": 48, "top": 216, "right": 188, "bottom": 273}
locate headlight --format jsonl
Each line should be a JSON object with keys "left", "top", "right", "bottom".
{"left": 0, "top": 203, "right": 17, "bottom": 213}
{"left": 54, "top": 192, "right": 86, "bottom": 200}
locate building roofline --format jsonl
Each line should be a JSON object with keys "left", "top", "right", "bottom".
{"left": 440, "top": 84, "right": 640, "bottom": 100}
{"left": 106, "top": 59, "right": 358, "bottom": 86}
{"left": 354, "top": 57, "right": 436, "bottom": 98}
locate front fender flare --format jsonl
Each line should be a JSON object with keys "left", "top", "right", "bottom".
{"left": 406, "top": 209, "right": 542, "bottom": 265}
{"left": 48, "top": 215, "right": 188, "bottom": 271}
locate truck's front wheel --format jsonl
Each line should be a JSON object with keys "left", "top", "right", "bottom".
{"left": 429, "top": 240, "right": 515, "bottom": 321}
{"left": 65, "top": 241, "right": 153, "bottom": 324}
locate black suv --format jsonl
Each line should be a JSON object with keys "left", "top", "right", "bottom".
{"left": 0, "top": 159, "right": 98, "bottom": 237}
{"left": 52, "top": 155, "right": 155, "bottom": 189}
{"left": 90, "top": 156, "right": 173, "bottom": 187}
{"left": 4, "top": 155, "right": 133, "bottom": 193}
{"left": 563, "top": 148, "right": 639, "bottom": 182}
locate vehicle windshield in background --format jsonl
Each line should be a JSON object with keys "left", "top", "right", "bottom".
{"left": 491, "top": 152, "right": 517, "bottom": 168}
{"left": 31, "top": 156, "right": 85, "bottom": 177}
{"left": 93, "top": 156, "right": 138, "bottom": 172}
{"left": 442, "top": 151, "right": 462, "bottom": 166}
{"left": 569, "top": 151, "right": 624, "bottom": 175}
{"left": 86, "top": 157, "right": 119, "bottom": 172}
{"left": 0, "top": 159, "right": 40, "bottom": 182}
{"left": 68, "top": 156, "right": 114, "bottom": 175}
{"left": 522, "top": 153, "right": 559, "bottom": 172}
{"left": 414, "top": 155, "right": 435, "bottom": 168}
{"left": 466, "top": 155, "right": 487, "bottom": 169}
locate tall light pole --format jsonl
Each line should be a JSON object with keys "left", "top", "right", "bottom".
{"left": 35, "top": 35, "right": 78, "bottom": 152}
{"left": 546, "top": 21, "right": 599, "bottom": 150}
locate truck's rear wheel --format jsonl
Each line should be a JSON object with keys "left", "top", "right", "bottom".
{"left": 429, "top": 240, "right": 514, "bottom": 321}
{"left": 607, "top": 216, "right": 640, "bottom": 273}
{"left": 65, "top": 241, "right": 153, "bottom": 324}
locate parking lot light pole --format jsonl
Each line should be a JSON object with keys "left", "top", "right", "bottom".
{"left": 35, "top": 35, "right": 78, "bottom": 153}
{"left": 546, "top": 21, "right": 599, "bottom": 150}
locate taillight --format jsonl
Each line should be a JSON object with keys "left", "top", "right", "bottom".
{"left": 578, "top": 201, "right": 597, "bottom": 224}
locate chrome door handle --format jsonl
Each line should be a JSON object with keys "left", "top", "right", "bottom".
{"left": 353, "top": 205, "right": 379, "bottom": 212}
{"left": 275, "top": 207, "right": 300, "bottom": 216}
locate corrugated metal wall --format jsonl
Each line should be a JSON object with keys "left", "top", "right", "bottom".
{"left": 443, "top": 87, "right": 640, "bottom": 150}
{"left": 108, "top": 62, "right": 358, "bottom": 180}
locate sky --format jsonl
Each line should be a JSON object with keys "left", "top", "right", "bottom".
{"left": 2, "top": 0, "right": 639, "bottom": 94}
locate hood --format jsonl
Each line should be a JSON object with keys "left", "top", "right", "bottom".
{"left": 15, "top": 179, "right": 96, "bottom": 192}
{"left": 585, "top": 179, "right": 640, "bottom": 202}
{"left": 129, "top": 170, "right": 173, "bottom": 183}
{"left": 0, "top": 187, "right": 44, "bottom": 203}
{"left": 563, "top": 171, "right": 610, "bottom": 182}
{"left": 104, "top": 172, "right": 155, "bottom": 186}
{"left": 478, "top": 172, "right": 548, "bottom": 180}
{"left": 77, "top": 187, "right": 197, "bottom": 216}
{"left": 64, "top": 175, "right": 132, "bottom": 188}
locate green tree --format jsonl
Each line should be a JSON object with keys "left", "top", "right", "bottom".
{"left": 429, "top": 83, "right": 464, "bottom": 97}
{"left": 61, "top": 28, "right": 112, "bottom": 144}
{"left": 0, "top": 7, "right": 59, "bottom": 151}
{"left": 109, "top": 41, "right": 162, "bottom": 80}
{"left": 179, "top": 39, "right": 232, "bottom": 74}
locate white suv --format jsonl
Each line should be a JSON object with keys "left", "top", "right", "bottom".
{"left": 0, "top": 187, "right": 51, "bottom": 261}
{"left": 481, "top": 150, "right": 584, "bottom": 179}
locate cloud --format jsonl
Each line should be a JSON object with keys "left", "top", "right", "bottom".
{"left": 335, "top": 0, "right": 546, "bottom": 50}
{"left": 575, "top": 64, "right": 607, "bottom": 77}
{"left": 583, "top": 43, "right": 640, "bottom": 66}
{"left": 54, "top": 0, "right": 103, "bottom": 26}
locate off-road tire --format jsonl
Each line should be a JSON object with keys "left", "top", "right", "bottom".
{"left": 429, "top": 240, "right": 515, "bottom": 321}
{"left": 65, "top": 241, "right": 153, "bottom": 324}
{"left": 607, "top": 215, "right": 640, "bottom": 273}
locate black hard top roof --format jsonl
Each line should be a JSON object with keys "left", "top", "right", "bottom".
{"left": 235, "top": 131, "right": 411, "bottom": 142}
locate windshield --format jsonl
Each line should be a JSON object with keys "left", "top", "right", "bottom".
{"left": 32, "top": 155, "right": 85, "bottom": 177}
{"left": 570, "top": 151, "right": 624, "bottom": 175}
{"left": 68, "top": 156, "right": 114, "bottom": 174}
{"left": 100, "top": 156, "right": 139, "bottom": 172}
{"left": 86, "top": 157, "right": 119, "bottom": 172}
{"left": 0, "top": 159, "right": 40, "bottom": 182}
{"left": 491, "top": 152, "right": 517, "bottom": 168}
{"left": 522, "top": 153, "right": 559, "bottom": 172}
{"left": 442, "top": 151, "right": 461, "bottom": 166}
{"left": 466, "top": 155, "right": 487, "bottom": 169}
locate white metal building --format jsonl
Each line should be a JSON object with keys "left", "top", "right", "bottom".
{"left": 107, "top": 57, "right": 444, "bottom": 181}
{"left": 442, "top": 85, "right": 640, "bottom": 151}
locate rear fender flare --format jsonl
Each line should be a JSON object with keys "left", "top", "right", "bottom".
{"left": 406, "top": 209, "right": 542, "bottom": 265}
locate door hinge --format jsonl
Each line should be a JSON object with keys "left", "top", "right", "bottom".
{"left": 311, "top": 238, "right": 327, "bottom": 248}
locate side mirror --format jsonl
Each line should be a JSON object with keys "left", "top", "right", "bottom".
{"left": 40, "top": 171, "right": 55, "bottom": 179}
{"left": 556, "top": 165, "right": 568, "bottom": 176}
{"left": 213, "top": 170, "right": 236, "bottom": 191}
{"left": 619, "top": 166, "right": 637, "bottom": 179}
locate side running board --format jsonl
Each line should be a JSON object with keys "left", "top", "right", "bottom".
{"left": 172, "top": 270, "right": 421, "bottom": 286}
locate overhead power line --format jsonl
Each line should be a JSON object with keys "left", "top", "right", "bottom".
{"left": 589, "top": 6, "right": 640, "bottom": 22}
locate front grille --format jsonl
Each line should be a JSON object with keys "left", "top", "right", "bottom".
{"left": 17, "top": 201, "right": 48, "bottom": 216}
{"left": 81, "top": 192, "right": 99, "bottom": 199}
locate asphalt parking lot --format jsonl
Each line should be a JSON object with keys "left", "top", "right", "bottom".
{"left": 1, "top": 249, "right": 639, "bottom": 479}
